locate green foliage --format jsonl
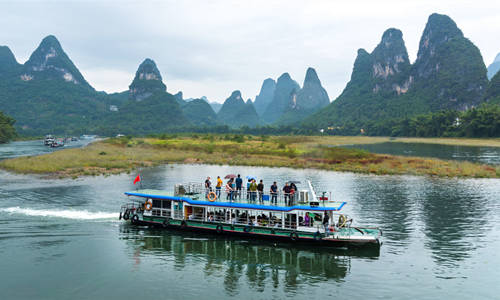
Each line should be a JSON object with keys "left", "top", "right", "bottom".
{"left": 180, "top": 99, "right": 217, "bottom": 126}
{"left": 365, "top": 104, "right": 500, "bottom": 137}
{"left": 0, "top": 110, "right": 16, "bottom": 143}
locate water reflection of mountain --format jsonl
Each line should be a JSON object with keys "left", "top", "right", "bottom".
{"left": 419, "top": 180, "right": 490, "bottom": 268}
{"left": 350, "top": 177, "right": 416, "bottom": 250}
{"left": 350, "top": 175, "right": 492, "bottom": 268}
{"left": 119, "top": 227, "right": 379, "bottom": 295}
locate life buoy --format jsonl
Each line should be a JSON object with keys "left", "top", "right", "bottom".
{"left": 313, "top": 231, "right": 322, "bottom": 241}
{"left": 216, "top": 224, "right": 224, "bottom": 234}
{"left": 181, "top": 220, "right": 187, "bottom": 228}
{"left": 270, "top": 228, "right": 276, "bottom": 235}
{"left": 338, "top": 214, "right": 347, "bottom": 228}
{"left": 290, "top": 231, "right": 299, "bottom": 241}
{"left": 244, "top": 225, "right": 252, "bottom": 233}
{"left": 162, "top": 218, "right": 170, "bottom": 228}
{"left": 145, "top": 201, "right": 153, "bottom": 211}
{"left": 207, "top": 192, "right": 217, "bottom": 202}
{"left": 123, "top": 210, "right": 130, "bottom": 220}
{"left": 131, "top": 214, "right": 139, "bottom": 224}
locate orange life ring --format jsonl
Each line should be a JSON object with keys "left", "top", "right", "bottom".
{"left": 207, "top": 191, "right": 217, "bottom": 202}
{"left": 145, "top": 201, "right": 153, "bottom": 210}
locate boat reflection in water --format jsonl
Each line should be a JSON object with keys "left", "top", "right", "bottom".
{"left": 119, "top": 225, "right": 379, "bottom": 294}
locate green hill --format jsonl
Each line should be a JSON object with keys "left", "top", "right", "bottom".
{"left": 277, "top": 67, "right": 330, "bottom": 125}
{"left": 262, "top": 73, "right": 300, "bottom": 124}
{"left": 217, "top": 91, "right": 260, "bottom": 128}
{"left": 181, "top": 99, "right": 217, "bottom": 126}
{"left": 304, "top": 14, "right": 489, "bottom": 132}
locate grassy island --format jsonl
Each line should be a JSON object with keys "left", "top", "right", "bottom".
{"left": 0, "top": 135, "right": 498, "bottom": 178}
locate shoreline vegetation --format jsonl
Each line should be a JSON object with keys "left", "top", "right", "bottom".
{"left": 0, "top": 135, "right": 499, "bottom": 179}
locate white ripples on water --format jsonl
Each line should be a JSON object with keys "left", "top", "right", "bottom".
{"left": 0, "top": 206, "right": 117, "bottom": 220}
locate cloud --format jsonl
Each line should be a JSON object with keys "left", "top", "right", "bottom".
{"left": 0, "top": 0, "right": 499, "bottom": 102}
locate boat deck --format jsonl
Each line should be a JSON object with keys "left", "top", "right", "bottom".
{"left": 126, "top": 189, "right": 346, "bottom": 212}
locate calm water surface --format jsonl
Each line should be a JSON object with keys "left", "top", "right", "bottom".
{"left": 0, "top": 143, "right": 499, "bottom": 299}
{"left": 0, "top": 139, "right": 94, "bottom": 159}
{"left": 343, "top": 142, "right": 500, "bottom": 165}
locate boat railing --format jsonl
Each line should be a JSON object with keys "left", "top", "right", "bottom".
{"left": 120, "top": 202, "right": 142, "bottom": 214}
{"left": 175, "top": 182, "right": 325, "bottom": 206}
{"left": 197, "top": 187, "right": 323, "bottom": 207}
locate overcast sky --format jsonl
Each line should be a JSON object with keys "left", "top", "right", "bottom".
{"left": 1, "top": 0, "right": 499, "bottom": 103}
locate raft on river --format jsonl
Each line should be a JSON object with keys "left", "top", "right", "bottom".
{"left": 120, "top": 182, "right": 382, "bottom": 248}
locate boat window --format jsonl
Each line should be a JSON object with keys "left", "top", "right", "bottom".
{"left": 152, "top": 199, "right": 161, "bottom": 208}
{"left": 162, "top": 200, "right": 171, "bottom": 209}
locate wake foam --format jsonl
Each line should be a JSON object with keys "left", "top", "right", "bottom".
{"left": 0, "top": 206, "right": 117, "bottom": 220}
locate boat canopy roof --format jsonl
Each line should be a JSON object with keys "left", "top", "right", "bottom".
{"left": 125, "top": 189, "right": 346, "bottom": 212}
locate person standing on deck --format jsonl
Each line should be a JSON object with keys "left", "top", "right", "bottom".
{"left": 289, "top": 184, "right": 296, "bottom": 206}
{"left": 246, "top": 179, "right": 251, "bottom": 200}
{"left": 215, "top": 176, "right": 223, "bottom": 198}
{"left": 323, "top": 212, "right": 330, "bottom": 237}
{"left": 257, "top": 180, "right": 264, "bottom": 203}
{"left": 230, "top": 178, "right": 236, "bottom": 201}
{"left": 270, "top": 182, "right": 278, "bottom": 204}
{"left": 226, "top": 179, "right": 234, "bottom": 201}
{"left": 283, "top": 183, "right": 291, "bottom": 206}
{"left": 248, "top": 179, "right": 258, "bottom": 202}
{"left": 290, "top": 182, "right": 297, "bottom": 205}
{"left": 205, "top": 177, "right": 212, "bottom": 197}
{"left": 235, "top": 174, "right": 243, "bottom": 199}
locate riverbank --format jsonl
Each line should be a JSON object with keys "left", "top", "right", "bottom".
{"left": 0, "top": 135, "right": 498, "bottom": 178}
{"left": 388, "top": 137, "right": 500, "bottom": 147}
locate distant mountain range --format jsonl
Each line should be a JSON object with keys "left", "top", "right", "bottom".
{"left": 304, "top": 13, "right": 495, "bottom": 131}
{"left": 0, "top": 12, "right": 499, "bottom": 136}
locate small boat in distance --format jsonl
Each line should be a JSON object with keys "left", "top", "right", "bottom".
{"left": 50, "top": 139, "right": 65, "bottom": 148}
{"left": 43, "top": 135, "right": 55, "bottom": 146}
{"left": 120, "top": 181, "right": 382, "bottom": 248}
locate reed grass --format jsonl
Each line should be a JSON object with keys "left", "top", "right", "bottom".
{"left": 1, "top": 135, "right": 498, "bottom": 178}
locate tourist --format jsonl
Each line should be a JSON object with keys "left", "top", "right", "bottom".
{"left": 226, "top": 179, "right": 233, "bottom": 201}
{"left": 204, "top": 176, "right": 212, "bottom": 197}
{"left": 246, "top": 179, "right": 251, "bottom": 200}
{"left": 230, "top": 178, "right": 236, "bottom": 201}
{"left": 257, "top": 180, "right": 264, "bottom": 203}
{"left": 215, "top": 176, "right": 223, "bottom": 198}
{"left": 290, "top": 182, "right": 297, "bottom": 205}
{"left": 323, "top": 212, "right": 330, "bottom": 237}
{"left": 304, "top": 212, "right": 310, "bottom": 227}
{"left": 283, "top": 182, "right": 291, "bottom": 206}
{"left": 270, "top": 181, "right": 278, "bottom": 204}
{"left": 249, "top": 179, "right": 258, "bottom": 202}
{"left": 235, "top": 174, "right": 243, "bottom": 199}
{"left": 289, "top": 184, "right": 296, "bottom": 206}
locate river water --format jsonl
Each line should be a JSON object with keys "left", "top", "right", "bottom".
{"left": 0, "top": 143, "right": 499, "bottom": 299}
{"left": 343, "top": 142, "right": 500, "bottom": 165}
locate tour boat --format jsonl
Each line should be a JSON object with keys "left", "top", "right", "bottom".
{"left": 120, "top": 181, "right": 382, "bottom": 248}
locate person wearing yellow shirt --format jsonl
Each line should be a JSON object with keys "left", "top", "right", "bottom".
{"left": 216, "top": 176, "right": 223, "bottom": 198}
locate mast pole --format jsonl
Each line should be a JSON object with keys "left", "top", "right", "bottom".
{"left": 307, "top": 180, "right": 317, "bottom": 202}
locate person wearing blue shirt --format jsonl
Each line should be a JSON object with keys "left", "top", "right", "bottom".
{"left": 270, "top": 181, "right": 278, "bottom": 204}
{"left": 235, "top": 174, "right": 243, "bottom": 200}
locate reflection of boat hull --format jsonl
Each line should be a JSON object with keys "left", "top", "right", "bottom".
{"left": 125, "top": 216, "right": 381, "bottom": 249}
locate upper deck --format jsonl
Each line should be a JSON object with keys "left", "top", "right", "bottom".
{"left": 125, "top": 188, "right": 346, "bottom": 212}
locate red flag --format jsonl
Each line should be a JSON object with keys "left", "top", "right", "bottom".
{"left": 133, "top": 174, "right": 141, "bottom": 185}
